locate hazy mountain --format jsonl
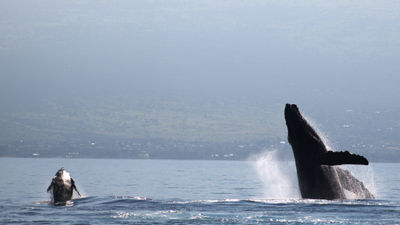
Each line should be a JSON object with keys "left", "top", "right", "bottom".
{"left": 1, "top": 0, "right": 399, "bottom": 161}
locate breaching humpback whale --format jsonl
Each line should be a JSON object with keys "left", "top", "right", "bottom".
{"left": 284, "top": 104, "right": 374, "bottom": 200}
{"left": 47, "top": 168, "right": 81, "bottom": 205}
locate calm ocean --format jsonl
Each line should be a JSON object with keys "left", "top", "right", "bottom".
{"left": 0, "top": 156, "right": 399, "bottom": 224}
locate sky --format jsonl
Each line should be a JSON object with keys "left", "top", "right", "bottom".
{"left": 0, "top": 0, "right": 399, "bottom": 121}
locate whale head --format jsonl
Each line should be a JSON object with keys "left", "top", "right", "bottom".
{"left": 284, "top": 104, "right": 302, "bottom": 128}
{"left": 284, "top": 103, "right": 326, "bottom": 155}
{"left": 285, "top": 103, "right": 310, "bottom": 140}
{"left": 54, "top": 168, "right": 72, "bottom": 186}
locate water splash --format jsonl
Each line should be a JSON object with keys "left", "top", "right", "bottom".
{"left": 341, "top": 164, "right": 377, "bottom": 198}
{"left": 253, "top": 114, "right": 376, "bottom": 200}
{"left": 302, "top": 114, "right": 334, "bottom": 150}
{"left": 304, "top": 114, "right": 377, "bottom": 199}
{"left": 250, "top": 150, "right": 300, "bottom": 199}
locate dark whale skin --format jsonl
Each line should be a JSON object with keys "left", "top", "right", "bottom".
{"left": 47, "top": 168, "right": 81, "bottom": 205}
{"left": 285, "top": 104, "right": 373, "bottom": 200}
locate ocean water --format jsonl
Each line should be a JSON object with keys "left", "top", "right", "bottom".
{"left": 0, "top": 156, "right": 399, "bottom": 224}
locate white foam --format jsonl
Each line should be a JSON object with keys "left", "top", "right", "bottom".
{"left": 62, "top": 171, "right": 71, "bottom": 181}
{"left": 61, "top": 171, "right": 72, "bottom": 187}
{"left": 341, "top": 164, "right": 377, "bottom": 198}
{"left": 189, "top": 213, "right": 206, "bottom": 220}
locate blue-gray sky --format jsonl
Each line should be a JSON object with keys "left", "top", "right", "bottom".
{"left": 1, "top": 0, "right": 399, "bottom": 113}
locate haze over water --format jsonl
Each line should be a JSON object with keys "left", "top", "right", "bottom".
{"left": 1, "top": 1, "right": 400, "bottom": 223}
{"left": 1, "top": 0, "right": 400, "bottom": 161}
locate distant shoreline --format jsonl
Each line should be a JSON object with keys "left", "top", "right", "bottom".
{"left": 1, "top": 156, "right": 399, "bottom": 163}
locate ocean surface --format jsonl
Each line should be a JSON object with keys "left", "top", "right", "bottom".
{"left": 1, "top": 155, "right": 399, "bottom": 224}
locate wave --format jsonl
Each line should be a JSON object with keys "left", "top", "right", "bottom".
{"left": 2, "top": 196, "right": 397, "bottom": 225}
{"left": 58, "top": 195, "right": 389, "bottom": 208}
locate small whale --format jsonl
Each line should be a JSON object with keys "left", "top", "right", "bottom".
{"left": 284, "top": 103, "right": 374, "bottom": 200}
{"left": 47, "top": 168, "right": 81, "bottom": 205}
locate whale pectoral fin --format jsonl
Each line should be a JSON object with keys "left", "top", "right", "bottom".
{"left": 318, "top": 151, "right": 369, "bottom": 166}
{"left": 47, "top": 179, "right": 55, "bottom": 192}
{"left": 71, "top": 178, "right": 81, "bottom": 197}
{"left": 47, "top": 183, "right": 53, "bottom": 192}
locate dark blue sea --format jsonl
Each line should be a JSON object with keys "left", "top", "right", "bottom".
{"left": 1, "top": 154, "right": 399, "bottom": 224}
